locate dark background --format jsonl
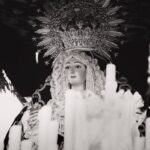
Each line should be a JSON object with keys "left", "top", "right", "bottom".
{"left": 0, "top": 0, "right": 150, "bottom": 97}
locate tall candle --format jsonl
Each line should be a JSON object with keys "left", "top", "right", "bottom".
{"left": 64, "top": 90, "right": 75, "bottom": 150}
{"left": 105, "top": 63, "right": 117, "bottom": 94}
{"left": 8, "top": 125, "right": 22, "bottom": 150}
{"left": 35, "top": 52, "right": 39, "bottom": 64}
{"left": 148, "top": 56, "right": 150, "bottom": 74}
{"left": 146, "top": 117, "right": 150, "bottom": 150}
{"left": 133, "top": 137, "right": 145, "bottom": 150}
{"left": 106, "top": 63, "right": 116, "bottom": 82}
{"left": 146, "top": 44, "right": 150, "bottom": 150}
{"left": 47, "top": 121, "right": 58, "bottom": 150}
{"left": 64, "top": 90, "right": 88, "bottom": 150}
{"left": 38, "top": 105, "right": 57, "bottom": 150}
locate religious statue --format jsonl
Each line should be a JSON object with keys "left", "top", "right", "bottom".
{"left": 4, "top": 0, "right": 147, "bottom": 150}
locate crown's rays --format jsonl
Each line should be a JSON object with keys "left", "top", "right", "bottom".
{"left": 102, "top": 0, "right": 111, "bottom": 8}
{"left": 107, "top": 6, "right": 121, "bottom": 16}
{"left": 31, "top": 0, "right": 124, "bottom": 62}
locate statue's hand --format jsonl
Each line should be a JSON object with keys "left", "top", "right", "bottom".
{"left": 29, "top": 102, "right": 42, "bottom": 130}
{"left": 22, "top": 102, "right": 42, "bottom": 141}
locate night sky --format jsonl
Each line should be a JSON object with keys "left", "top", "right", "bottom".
{"left": 0, "top": 0, "right": 150, "bottom": 97}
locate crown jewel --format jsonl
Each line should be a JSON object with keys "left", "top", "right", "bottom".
{"left": 60, "top": 24, "right": 99, "bottom": 51}
{"left": 33, "top": 0, "right": 124, "bottom": 61}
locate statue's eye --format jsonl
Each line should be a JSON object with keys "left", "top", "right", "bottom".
{"left": 65, "top": 66, "right": 70, "bottom": 70}
{"left": 76, "top": 65, "right": 81, "bottom": 69}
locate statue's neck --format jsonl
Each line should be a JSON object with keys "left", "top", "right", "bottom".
{"left": 71, "top": 84, "right": 85, "bottom": 92}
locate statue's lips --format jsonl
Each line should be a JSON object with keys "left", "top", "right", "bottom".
{"left": 70, "top": 75, "right": 76, "bottom": 78}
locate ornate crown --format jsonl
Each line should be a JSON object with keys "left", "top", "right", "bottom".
{"left": 33, "top": 0, "right": 124, "bottom": 62}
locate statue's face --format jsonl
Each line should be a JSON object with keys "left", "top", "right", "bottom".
{"left": 65, "top": 57, "right": 86, "bottom": 88}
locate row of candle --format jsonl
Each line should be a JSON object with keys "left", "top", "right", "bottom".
{"left": 106, "top": 61, "right": 150, "bottom": 150}
{"left": 7, "top": 62, "right": 150, "bottom": 150}
{"left": 6, "top": 63, "right": 116, "bottom": 150}
{"left": 8, "top": 105, "right": 58, "bottom": 150}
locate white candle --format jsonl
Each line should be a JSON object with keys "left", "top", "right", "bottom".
{"left": 64, "top": 90, "right": 88, "bottom": 150}
{"left": 147, "top": 77, "right": 150, "bottom": 84}
{"left": 35, "top": 51, "right": 39, "bottom": 64}
{"left": 146, "top": 117, "right": 150, "bottom": 150}
{"left": 148, "top": 57, "right": 150, "bottom": 63}
{"left": 101, "top": 139, "right": 109, "bottom": 150}
{"left": 106, "top": 63, "right": 116, "bottom": 82}
{"left": 8, "top": 125, "right": 22, "bottom": 150}
{"left": 47, "top": 121, "right": 59, "bottom": 150}
{"left": 38, "top": 105, "right": 52, "bottom": 150}
{"left": 38, "top": 105, "right": 58, "bottom": 150}
{"left": 133, "top": 137, "right": 145, "bottom": 150}
{"left": 105, "top": 63, "right": 117, "bottom": 94}
{"left": 146, "top": 44, "right": 150, "bottom": 150}
{"left": 148, "top": 56, "right": 150, "bottom": 74}
{"left": 64, "top": 90, "right": 75, "bottom": 150}
{"left": 21, "top": 140, "right": 32, "bottom": 150}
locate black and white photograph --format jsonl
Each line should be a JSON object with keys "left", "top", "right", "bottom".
{"left": 0, "top": 0, "right": 150, "bottom": 150}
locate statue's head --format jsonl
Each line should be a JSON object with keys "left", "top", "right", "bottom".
{"left": 51, "top": 51, "right": 105, "bottom": 101}
{"left": 64, "top": 55, "right": 86, "bottom": 90}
